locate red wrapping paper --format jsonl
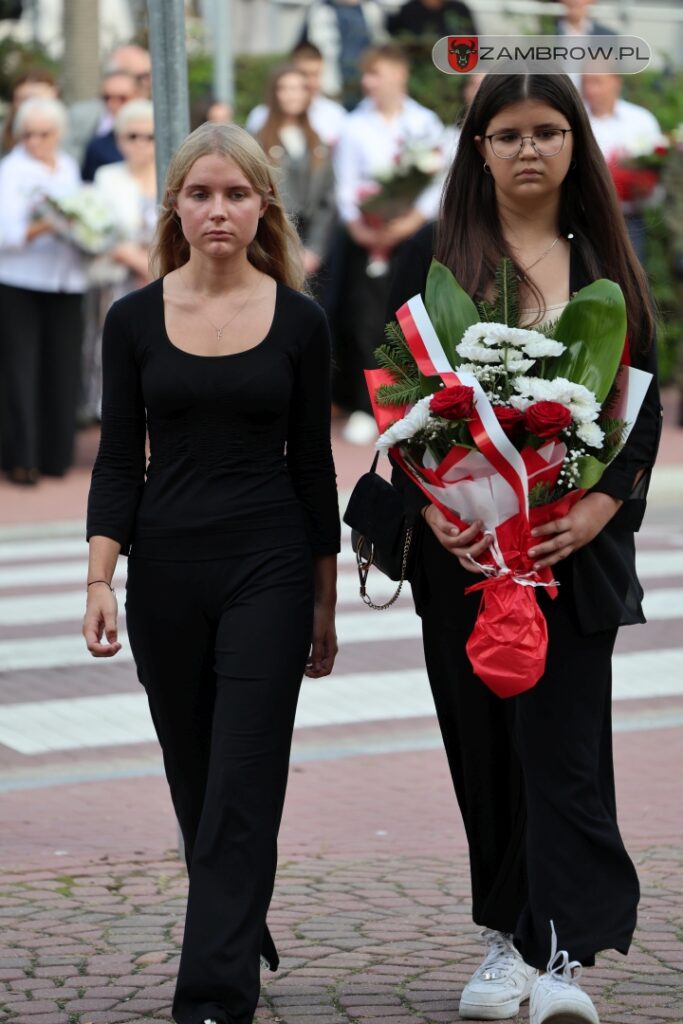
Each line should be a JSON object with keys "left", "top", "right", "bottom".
{"left": 465, "top": 574, "right": 548, "bottom": 698}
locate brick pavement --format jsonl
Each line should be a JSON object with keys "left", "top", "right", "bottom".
{"left": 1, "top": 400, "right": 683, "bottom": 1024}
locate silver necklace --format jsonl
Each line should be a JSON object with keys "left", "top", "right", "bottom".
{"left": 518, "top": 232, "right": 573, "bottom": 278}
{"left": 179, "top": 268, "right": 263, "bottom": 343}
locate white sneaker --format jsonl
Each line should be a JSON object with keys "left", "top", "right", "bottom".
{"left": 341, "top": 410, "right": 378, "bottom": 446}
{"left": 459, "top": 929, "right": 538, "bottom": 1019}
{"left": 529, "top": 922, "right": 599, "bottom": 1024}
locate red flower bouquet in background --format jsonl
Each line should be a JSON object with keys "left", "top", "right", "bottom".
{"left": 365, "top": 259, "right": 653, "bottom": 699}
{"left": 608, "top": 138, "right": 670, "bottom": 203}
{"left": 358, "top": 139, "right": 443, "bottom": 277}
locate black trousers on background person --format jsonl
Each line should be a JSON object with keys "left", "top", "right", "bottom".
{"left": 413, "top": 525, "right": 640, "bottom": 971}
{"left": 0, "top": 283, "right": 83, "bottom": 476}
{"left": 335, "top": 237, "right": 397, "bottom": 414}
{"left": 125, "top": 543, "right": 314, "bottom": 1024}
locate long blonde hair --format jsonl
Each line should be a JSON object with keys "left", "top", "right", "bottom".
{"left": 149, "top": 122, "right": 305, "bottom": 289}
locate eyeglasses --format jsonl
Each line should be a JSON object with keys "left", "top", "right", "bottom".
{"left": 485, "top": 128, "right": 572, "bottom": 159}
{"left": 122, "top": 132, "right": 154, "bottom": 142}
{"left": 102, "top": 93, "right": 133, "bottom": 104}
{"left": 21, "top": 130, "right": 54, "bottom": 141}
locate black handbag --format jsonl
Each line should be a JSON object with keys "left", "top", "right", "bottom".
{"left": 343, "top": 452, "right": 413, "bottom": 609}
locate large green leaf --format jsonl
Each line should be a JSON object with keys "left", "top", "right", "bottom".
{"left": 542, "top": 280, "right": 627, "bottom": 402}
{"left": 575, "top": 454, "right": 608, "bottom": 489}
{"left": 424, "top": 258, "right": 480, "bottom": 368}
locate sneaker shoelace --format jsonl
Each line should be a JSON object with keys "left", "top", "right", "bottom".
{"left": 545, "top": 919, "right": 583, "bottom": 986}
{"left": 474, "top": 929, "right": 520, "bottom": 980}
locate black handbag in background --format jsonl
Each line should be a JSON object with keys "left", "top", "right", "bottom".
{"left": 343, "top": 452, "right": 413, "bottom": 609}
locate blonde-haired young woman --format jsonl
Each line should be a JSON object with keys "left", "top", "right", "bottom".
{"left": 83, "top": 122, "right": 340, "bottom": 1024}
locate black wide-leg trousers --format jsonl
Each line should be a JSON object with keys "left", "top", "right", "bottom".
{"left": 415, "top": 526, "right": 639, "bottom": 970}
{"left": 125, "top": 543, "right": 314, "bottom": 1024}
{"left": 0, "top": 283, "right": 83, "bottom": 475}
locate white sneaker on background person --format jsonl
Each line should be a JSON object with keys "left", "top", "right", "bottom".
{"left": 459, "top": 929, "right": 538, "bottom": 1019}
{"left": 341, "top": 410, "right": 378, "bottom": 445}
{"left": 529, "top": 921, "right": 600, "bottom": 1024}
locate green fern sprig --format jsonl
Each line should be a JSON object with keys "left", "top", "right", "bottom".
{"left": 476, "top": 298, "right": 497, "bottom": 322}
{"left": 382, "top": 319, "right": 413, "bottom": 363}
{"left": 374, "top": 343, "right": 418, "bottom": 385}
{"left": 374, "top": 318, "right": 422, "bottom": 407}
{"left": 376, "top": 380, "right": 423, "bottom": 407}
{"left": 495, "top": 257, "right": 520, "bottom": 327}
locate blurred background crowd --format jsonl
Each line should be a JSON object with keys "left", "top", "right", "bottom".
{"left": 0, "top": 0, "right": 682, "bottom": 486}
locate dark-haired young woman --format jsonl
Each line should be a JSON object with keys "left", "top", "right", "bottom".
{"left": 387, "top": 74, "right": 661, "bottom": 1024}
{"left": 83, "top": 122, "right": 339, "bottom": 1024}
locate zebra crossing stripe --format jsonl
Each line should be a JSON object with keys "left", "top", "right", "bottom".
{"left": 1, "top": 649, "right": 683, "bottom": 756}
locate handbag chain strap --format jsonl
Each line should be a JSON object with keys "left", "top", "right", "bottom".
{"left": 356, "top": 526, "right": 413, "bottom": 611}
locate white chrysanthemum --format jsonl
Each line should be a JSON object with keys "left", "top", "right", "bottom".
{"left": 460, "top": 323, "right": 499, "bottom": 348}
{"left": 563, "top": 383, "right": 601, "bottom": 424}
{"left": 455, "top": 362, "right": 493, "bottom": 380}
{"left": 505, "top": 356, "right": 535, "bottom": 373}
{"left": 375, "top": 395, "right": 432, "bottom": 453}
{"left": 576, "top": 421, "right": 605, "bottom": 448}
{"left": 522, "top": 337, "right": 566, "bottom": 358}
{"left": 456, "top": 341, "right": 504, "bottom": 363}
{"left": 512, "top": 375, "right": 600, "bottom": 423}
{"left": 509, "top": 394, "right": 531, "bottom": 413}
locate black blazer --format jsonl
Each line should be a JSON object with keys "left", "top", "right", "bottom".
{"left": 385, "top": 222, "right": 663, "bottom": 634}
{"left": 81, "top": 130, "right": 123, "bottom": 183}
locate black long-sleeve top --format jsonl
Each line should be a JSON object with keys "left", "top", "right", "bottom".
{"left": 386, "top": 223, "right": 663, "bottom": 633}
{"left": 87, "top": 278, "right": 340, "bottom": 560}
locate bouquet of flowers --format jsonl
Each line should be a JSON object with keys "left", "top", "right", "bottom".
{"left": 34, "top": 185, "right": 119, "bottom": 256}
{"left": 608, "top": 136, "right": 670, "bottom": 204}
{"left": 364, "top": 259, "right": 652, "bottom": 698}
{"left": 359, "top": 139, "right": 443, "bottom": 277}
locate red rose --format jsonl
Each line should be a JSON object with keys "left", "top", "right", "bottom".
{"left": 430, "top": 384, "right": 475, "bottom": 420}
{"left": 524, "top": 401, "right": 572, "bottom": 438}
{"left": 492, "top": 406, "right": 524, "bottom": 435}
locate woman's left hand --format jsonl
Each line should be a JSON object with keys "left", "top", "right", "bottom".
{"left": 528, "top": 491, "right": 622, "bottom": 570}
{"left": 305, "top": 602, "right": 337, "bottom": 678}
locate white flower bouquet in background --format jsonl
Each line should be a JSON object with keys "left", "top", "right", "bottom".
{"left": 34, "top": 185, "right": 119, "bottom": 256}
{"left": 358, "top": 139, "right": 443, "bottom": 276}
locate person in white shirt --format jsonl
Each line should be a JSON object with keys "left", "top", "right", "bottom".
{"left": 82, "top": 99, "right": 158, "bottom": 422}
{"left": 333, "top": 43, "right": 444, "bottom": 442}
{"left": 246, "top": 41, "right": 347, "bottom": 148}
{"left": 582, "top": 73, "right": 663, "bottom": 261}
{"left": 0, "top": 97, "right": 87, "bottom": 485}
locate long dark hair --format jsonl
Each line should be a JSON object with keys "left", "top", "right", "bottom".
{"left": 436, "top": 74, "right": 655, "bottom": 351}
{"left": 257, "top": 64, "right": 325, "bottom": 168}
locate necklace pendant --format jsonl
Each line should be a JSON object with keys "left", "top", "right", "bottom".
{"left": 216, "top": 327, "right": 224, "bottom": 342}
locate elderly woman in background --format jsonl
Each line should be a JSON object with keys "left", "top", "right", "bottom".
{"left": 255, "top": 63, "right": 336, "bottom": 285}
{"left": 0, "top": 96, "right": 86, "bottom": 486}
{"left": 79, "top": 99, "right": 158, "bottom": 421}
{"left": 0, "top": 67, "right": 59, "bottom": 157}
{"left": 94, "top": 98, "right": 157, "bottom": 289}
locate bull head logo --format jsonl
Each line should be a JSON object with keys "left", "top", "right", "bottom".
{"left": 447, "top": 36, "right": 479, "bottom": 74}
